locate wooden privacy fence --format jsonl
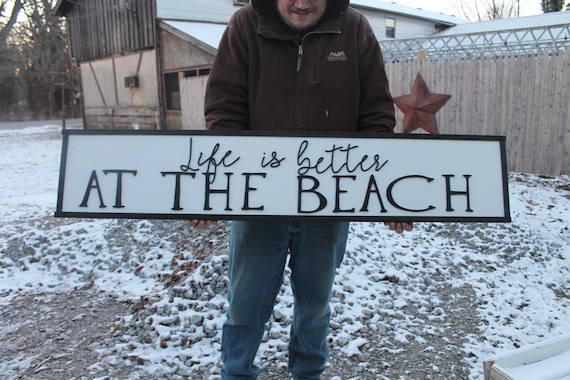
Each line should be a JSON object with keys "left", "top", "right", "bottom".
{"left": 384, "top": 52, "right": 570, "bottom": 176}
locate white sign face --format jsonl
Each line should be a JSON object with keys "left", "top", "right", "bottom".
{"left": 55, "top": 130, "right": 510, "bottom": 222}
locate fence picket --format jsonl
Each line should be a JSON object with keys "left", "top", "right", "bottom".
{"left": 385, "top": 52, "right": 570, "bottom": 175}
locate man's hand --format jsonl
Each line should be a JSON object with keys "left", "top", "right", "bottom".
{"left": 185, "top": 220, "right": 218, "bottom": 229}
{"left": 384, "top": 222, "right": 414, "bottom": 234}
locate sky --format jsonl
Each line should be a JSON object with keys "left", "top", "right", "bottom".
{"left": 390, "top": 0, "right": 543, "bottom": 18}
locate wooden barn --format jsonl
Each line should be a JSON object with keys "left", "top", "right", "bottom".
{"left": 54, "top": 0, "right": 464, "bottom": 130}
{"left": 55, "top": 0, "right": 220, "bottom": 130}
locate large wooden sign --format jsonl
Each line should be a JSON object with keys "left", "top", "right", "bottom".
{"left": 55, "top": 130, "right": 510, "bottom": 222}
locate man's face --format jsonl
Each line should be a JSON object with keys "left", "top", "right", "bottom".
{"left": 276, "top": 0, "right": 328, "bottom": 32}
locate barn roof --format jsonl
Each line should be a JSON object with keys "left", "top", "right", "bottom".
{"left": 161, "top": 20, "right": 227, "bottom": 50}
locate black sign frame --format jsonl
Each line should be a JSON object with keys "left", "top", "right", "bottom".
{"left": 55, "top": 129, "right": 511, "bottom": 222}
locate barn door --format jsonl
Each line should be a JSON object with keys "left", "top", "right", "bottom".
{"left": 180, "top": 74, "right": 208, "bottom": 130}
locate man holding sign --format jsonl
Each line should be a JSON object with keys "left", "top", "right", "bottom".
{"left": 187, "top": 0, "right": 413, "bottom": 378}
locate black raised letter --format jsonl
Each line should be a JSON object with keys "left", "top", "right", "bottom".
{"left": 360, "top": 175, "right": 387, "bottom": 213}
{"left": 443, "top": 174, "right": 473, "bottom": 212}
{"left": 79, "top": 170, "right": 106, "bottom": 208}
{"left": 242, "top": 173, "right": 266, "bottom": 211}
{"left": 161, "top": 172, "right": 196, "bottom": 211}
{"left": 204, "top": 173, "right": 233, "bottom": 211}
{"left": 387, "top": 175, "right": 436, "bottom": 212}
{"left": 333, "top": 175, "right": 356, "bottom": 213}
{"left": 297, "top": 175, "right": 327, "bottom": 213}
{"left": 102, "top": 170, "right": 137, "bottom": 208}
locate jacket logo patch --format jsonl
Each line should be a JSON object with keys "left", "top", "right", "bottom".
{"left": 327, "top": 51, "right": 348, "bottom": 62}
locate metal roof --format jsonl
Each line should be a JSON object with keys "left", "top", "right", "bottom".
{"left": 380, "top": 11, "right": 570, "bottom": 60}
{"left": 351, "top": 0, "right": 467, "bottom": 25}
{"left": 161, "top": 20, "right": 227, "bottom": 49}
{"left": 158, "top": 0, "right": 235, "bottom": 23}
{"left": 435, "top": 11, "right": 570, "bottom": 36}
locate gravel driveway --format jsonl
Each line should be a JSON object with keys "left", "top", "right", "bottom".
{"left": 1, "top": 221, "right": 483, "bottom": 380}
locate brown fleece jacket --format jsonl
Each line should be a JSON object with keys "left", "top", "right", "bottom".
{"left": 205, "top": 1, "right": 395, "bottom": 133}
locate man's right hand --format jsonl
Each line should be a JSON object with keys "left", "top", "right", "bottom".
{"left": 384, "top": 222, "right": 414, "bottom": 234}
{"left": 185, "top": 220, "right": 218, "bottom": 229}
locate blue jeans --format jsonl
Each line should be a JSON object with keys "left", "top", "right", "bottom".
{"left": 221, "top": 220, "right": 349, "bottom": 380}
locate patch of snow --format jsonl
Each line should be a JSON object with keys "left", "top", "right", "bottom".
{"left": 1, "top": 125, "right": 569, "bottom": 378}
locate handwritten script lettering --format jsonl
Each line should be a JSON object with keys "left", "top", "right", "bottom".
{"left": 180, "top": 138, "right": 240, "bottom": 182}
{"left": 297, "top": 140, "right": 388, "bottom": 175}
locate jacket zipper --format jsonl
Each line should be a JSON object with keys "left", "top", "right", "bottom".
{"left": 295, "top": 30, "right": 341, "bottom": 73}
{"left": 294, "top": 30, "right": 341, "bottom": 130}
{"left": 296, "top": 44, "right": 303, "bottom": 72}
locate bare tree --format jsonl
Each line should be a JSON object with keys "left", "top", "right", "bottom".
{"left": 449, "top": 0, "right": 521, "bottom": 20}
{"left": 0, "top": 43, "right": 21, "bottom": 119}
{"left": 0, "top": 0, "right": 26, "bottom": 119}
{"left": 11, "top": 0, "right": 67, "bottom": 119}
{"left": 0, "top": 0, "right": 24, "bottom": 44}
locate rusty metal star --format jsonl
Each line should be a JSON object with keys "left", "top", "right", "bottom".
{"left": 393, "top": 73, "right": 451, "bottom": 134}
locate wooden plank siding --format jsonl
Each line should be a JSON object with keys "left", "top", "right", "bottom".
{"left": 180, "top": 75, "right": 208, "bottom": 130}
{"left": 65, "top": 0, "right": 155, "bottom": 62}
{"left": 385, "top": 52, "right": 570, "bottom": 176}
{"left": 79, "top": 50, "right": 159, "bottom": 130}
{"left": 84, "top": 107, "right": 158, "bottom": 130}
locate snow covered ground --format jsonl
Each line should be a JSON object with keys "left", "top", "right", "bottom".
{"left": 0, "top": 124, "right": 569, "bottom": 379}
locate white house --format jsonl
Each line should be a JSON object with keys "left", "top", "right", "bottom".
{"left": 158, "top": 0, "right": 467, "bottom": 45}
{"left": 379, "top": 11, "right": 570, "bottom": 60}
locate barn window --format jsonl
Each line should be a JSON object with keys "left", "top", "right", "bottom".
{"left": 164, "top": 72, "right": 181, "bottom": 110}
{"left": 182, "top": 68, "right": 211, "bottom": 78}
{"left": 385, "top": 17, "right": 396, "bottom": 38}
